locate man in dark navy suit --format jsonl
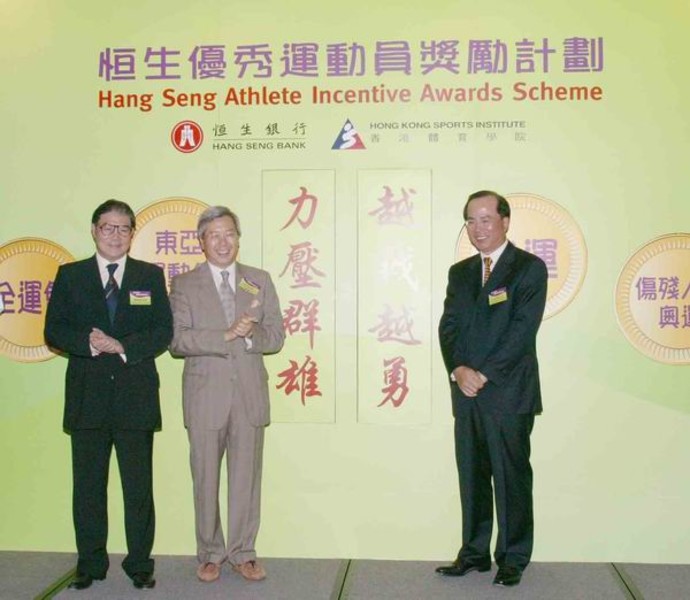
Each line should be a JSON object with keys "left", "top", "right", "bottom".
{"left": 437, "top": 191, "right": 548, "bottom": 587}
{"left": 45, "top": 199, "right": 172, "bottom": 591}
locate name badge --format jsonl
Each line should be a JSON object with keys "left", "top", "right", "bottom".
{"left": 130, "top": 290, "right": 152, "bottom": 305}
{"left": 488, "top": 287, "right": 508, "bottom": 306}
{"left": 239, "top": 277, "right": 260, "bottom": 295}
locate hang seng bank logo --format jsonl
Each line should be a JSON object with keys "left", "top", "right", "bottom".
{"left": 171, "top": 121, "right": 203, "bottom": 153}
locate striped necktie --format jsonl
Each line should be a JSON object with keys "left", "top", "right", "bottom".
{"left": 105, "top": 263, "right": 119, "bottom": 324}
{"left": 482, "top": 256, "right": 492, "bottom": 286}
{"left": 219, "top": 270, "right": 236, "bottom": 325}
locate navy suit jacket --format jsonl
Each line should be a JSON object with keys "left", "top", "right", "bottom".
{"left": 45, "top": 255, "right": 173, "bottom": 432}
{"left": 439, "top": 242, "right": 548, "bottom": 416}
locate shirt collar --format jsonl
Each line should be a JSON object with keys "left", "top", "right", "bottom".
{"left": 95, "top": 253, "right": 127, "bottom": 285}
{"left": 481, "top": 240, "right": 509, "bottom": 266}
{"left": 207, "top": 261, "right": 237, "bottom": 290}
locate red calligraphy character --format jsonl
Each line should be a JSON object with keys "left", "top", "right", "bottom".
{"left": 279, "top": 241, "right": 326, "bottom": 288}
{"left": 378, "top": 356, "right": 409, "bottom": 407}
{"left": 281, "top": 186, "right": 319, "bottom": 230}
{"left": 276, "top": 355, "right": 323, "bottom": 405}
{"left": 283, "top": 299, "right": 321, "bottom": 349}
{"left": 368, "top": 304, "right": 421, "bottom": 345}
{"left": 368, "top": 185, "right": 416, "bottom": 226}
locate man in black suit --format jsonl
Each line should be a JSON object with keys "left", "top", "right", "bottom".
{"left": 437, "top": 191, "right": 547, "bottom": 587}
{"left": 44, "top": 199, "right": 172, "bottom": 591}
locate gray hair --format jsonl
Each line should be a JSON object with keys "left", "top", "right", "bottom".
{"left": 197, "top": 206, "right": 242, "bottom": 238}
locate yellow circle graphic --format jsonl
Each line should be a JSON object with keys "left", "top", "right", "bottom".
{"left": 0, "top": 238, "right": 74, "bottom": 362}
{"left": 615, "top": 233, "right": 690, "bottom": 365}
{"left": 131, "top": 197, "right": 209, "bottom": 289}
{"left": 455, "top": 192, "right": 587, "bottom": 319}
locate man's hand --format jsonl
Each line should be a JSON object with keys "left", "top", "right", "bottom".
{"left": 90, "top": 328, "right": 125, "bottom": 354}
{"left": 453, "top": 365, "right": 488, "bottom": 397}
{"left": 224, "top": 299, "right": 261, "bottom": 341}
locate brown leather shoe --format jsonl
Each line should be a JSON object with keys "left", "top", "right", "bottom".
{"left": 232, "top": 560, "right": 266, "bottom": 581}
{"left": 196, "top": 562, "right": 221, "bottom": 583}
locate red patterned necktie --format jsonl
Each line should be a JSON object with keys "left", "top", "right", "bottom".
{"left": 482, "top": 256, "right": 492, "bottom": 286}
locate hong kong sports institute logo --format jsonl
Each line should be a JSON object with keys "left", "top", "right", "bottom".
{"left": 171, "top": 121, "right": 204, "bottom": 153}
{"left": 332, "top": 119, "right": 365, "bottom": 150}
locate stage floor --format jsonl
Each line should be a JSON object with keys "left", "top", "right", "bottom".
{"left": 2, "top": 551, "right": 689, "bottom": 600}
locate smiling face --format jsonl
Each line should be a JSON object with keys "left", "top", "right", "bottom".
{"left": 91, "top": 210, "right": 134, "bottom": 262}
{"left": 200, "top": 215, "right": 240, "bottom": 268}
{"left": 465, "top": 194, "right": 510, "bottom": 255}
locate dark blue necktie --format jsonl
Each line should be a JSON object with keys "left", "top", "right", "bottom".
{"left": 105, "top": 263, "right": 119, "bottom": 324}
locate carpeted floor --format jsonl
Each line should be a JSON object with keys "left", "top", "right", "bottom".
{"left": 1, "top": 551, "right": 688, "bottom": 600}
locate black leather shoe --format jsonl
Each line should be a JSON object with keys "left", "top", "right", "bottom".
{"left": 132, "top": 572, "right": 156, "bottom": 589}
{"left": 68, "top": 572, "right": 98, "bottom": 590}
{"left": 493, "top": 565, "right": 522, "bottom": 587}
{"left": 435, "top": 558, "right": 491, "bottom": 576}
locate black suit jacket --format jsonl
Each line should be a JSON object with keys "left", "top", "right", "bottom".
{"left": 45, "top": 255, "right": 173, "bottom": 432}
{"left": 439, "top": 242, "right": 548, "bottom": 416}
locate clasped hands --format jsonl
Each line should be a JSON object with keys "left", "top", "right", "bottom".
{"left": 453, "top": 365, "right": 488, "bottom": 397}
{"left": 224, "top": 299, "right": 261, "bottom": 342}
{"left": 90, "top": 328, "right": 124, "bottom": 355}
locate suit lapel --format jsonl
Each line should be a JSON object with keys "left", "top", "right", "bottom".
{"left": 471, "top": 243, "right": 516, "bottom": 314}
{"left": 87, "top": 255, "right": 111, "bottom": 325}
{"left": 234, "top": 264, "right": 252, "bottom": 318}
{"left": 197, "top": 262, "right": 230, "bottom": 325}
{"left": 192, "top": 262, "right": 253, "bottom": 326}
{"left": 466, "top": 254, "right": 483, "bottom": 308}
{"left": 112, "top": 257, "right": 138, "bottom": 328}
{"left": 119, "top": 257, "right": 136, "bottom": 294}
{"left": 485, "top": 242, "right": 516, "bottom": 292}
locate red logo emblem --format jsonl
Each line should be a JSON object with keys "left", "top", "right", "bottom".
{"left": 171, "top": 121, "right": 203, "bottom": 153}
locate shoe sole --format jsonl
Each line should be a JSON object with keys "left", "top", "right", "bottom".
{"left": 133, "top": 582, "right": 156, "bottom": 589}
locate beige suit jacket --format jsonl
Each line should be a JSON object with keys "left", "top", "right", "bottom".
{"left": 169, "top": 261, "right": 284, "bottom": 428}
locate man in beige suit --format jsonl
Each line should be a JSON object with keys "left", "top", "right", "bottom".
{"left": 169, "top": 206, "right": 284, "bottom": 583}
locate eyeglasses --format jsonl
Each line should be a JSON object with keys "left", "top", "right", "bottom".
{"left": 205, "top": 231, "right": 238, "bottom": 242}
{"left": 98, "top": 223, "right": 133, "bottom": 236}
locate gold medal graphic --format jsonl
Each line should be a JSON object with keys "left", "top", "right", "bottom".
{"left": 615, "top": 233, "right": 690, "bottom": 365}
{"left": 131, "top": 197, "right": 209, "bottom": 289}
{"left": 455, "top": 192, "right": 587, "bottom": 319}
{"left": 0, "top": 238, "right": 74, "bottom": 362}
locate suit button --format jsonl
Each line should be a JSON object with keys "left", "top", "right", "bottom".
{"left": 110, "top": 375, "right": 115, "bottom": 381}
